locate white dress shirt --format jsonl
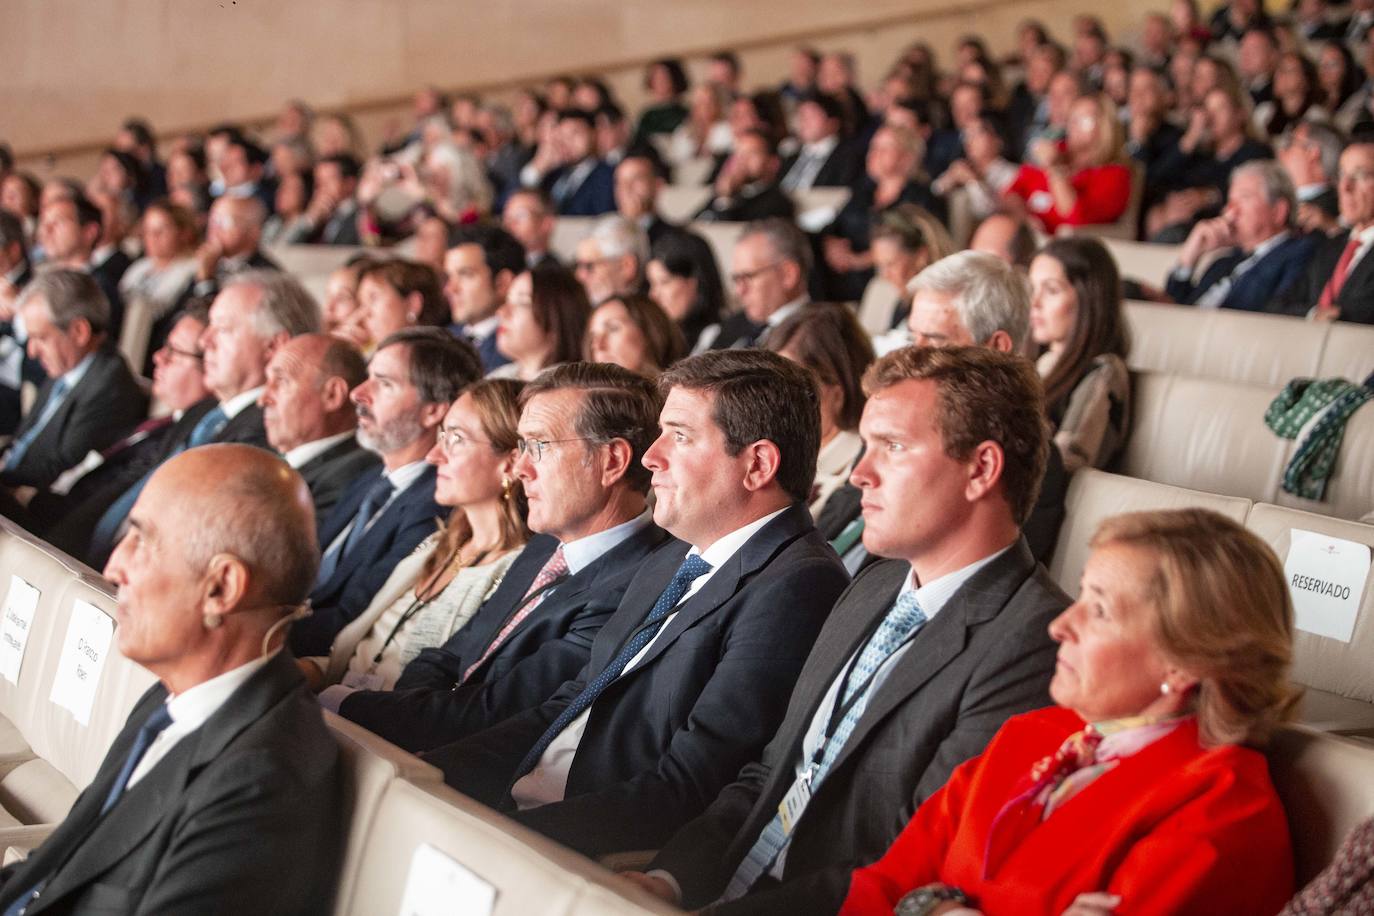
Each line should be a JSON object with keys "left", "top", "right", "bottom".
{"left": 283, "top": 430, "right": 356, "bottom": 470}
{"left": 125, "top": 654, "right": 275, "bottom": 789}
{"left": 511, "top": 507, "right": 788, "bottom": 809}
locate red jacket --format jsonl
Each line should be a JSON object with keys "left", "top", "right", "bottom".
{"left": 1005, "top": 163, "right": 1132, "bottom": 234}
{"left": 841, "top": 707, "right": 1293, "bottom": 916}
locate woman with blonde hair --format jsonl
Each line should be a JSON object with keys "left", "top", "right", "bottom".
{"left": 307, "top": 378, "right": 530, "bottom": 697}
{"left": 842, "top": 508, "right": 1298, "bottom": 915}
{"left": 1005, "top": 93, "right": 1133, "bottom": 234}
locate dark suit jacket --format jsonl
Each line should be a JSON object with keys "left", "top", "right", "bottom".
{"left": 0, "top": 345, "right": 146, "bottom": 490}
{"left": 427, "top": 503, "right": 850, "bottom": 857}
{"left": 291, "top": 465, "right": 447, "bottom": 657}
{"left": 780, "top": 140, "right": 863, "bottom": 190}
{"left": 1270, "top": 229, "right": 1374, "bottom": 323}
{"left": 42, "top": 397, "right": 270, "bottom": 568}
{"left": 708, "top": 312, "right": 770, "bottom": 351}
{"left": 544, "top": 159, "right": 617, "bottom": 217}
{"left": 340, "top": 522, "right": 670, "bottom": 751}
{"left": 294, "top": 434, "right": 381, "bottom": 536}
{"left": 314, "top": 201, "right": 362, "bottom": 246}
{"left": 695, "top": 183, "right": 797, "bottom": 223}
{"left": 1166, "top": 234, "right": 1318, "bottom": 313}
{"left": 652, "top": 541, "right": 1068, "bottom": 914}
{"left": 0, "top": 652, "right": 342, "bottom": 915}
{"left": 91, "top": 250, "right": 131, "bottom": 342}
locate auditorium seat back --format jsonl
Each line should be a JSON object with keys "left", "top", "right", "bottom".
{"left": 1049, "top": 469, "right": 1252, "bottom": 597}
{"left": 656, "top": 187, "right": 712, "bottom": 224}
{"left": 1245, "top": 504, "right": 1374, "bottom": 734}
{"left": 1099, "top": 238, "right": 1182, "bottom": 288}
{"left": 1268, "top": 726, "right": 1374, "bottom": 886}
{"left": 1124, "top": 302, "right": 1328, "bottom": 387}
{"left": 1316, "top": 321, "right": 1374, "bottom": 382}
{"left": 550, "top": 216, "right": 596, "bottom": 264}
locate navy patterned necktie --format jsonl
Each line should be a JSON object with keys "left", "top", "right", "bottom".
{"left": 511, "top": 553, "right": 713, "bottom": 781}
{"left": 101, "top": 703, "right": 174, "bottom": 815}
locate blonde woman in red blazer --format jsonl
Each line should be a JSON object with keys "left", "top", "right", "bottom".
{"left": 842, "top": 508, "right": 1298, "bottom": 916}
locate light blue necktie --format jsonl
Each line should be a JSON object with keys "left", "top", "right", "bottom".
{"left": 89, "top": 405, "right": 230, "bottom": 560}
{"left": 721, "top": 590, "right": 927, "bottom": 901}
{"left": 314, "top": 474, "right": 395, "bottom": 587}
{"left": 511, "top": 553, "right": 713, "bottom": 783}
{"left": 3, "top": 377, "right": 71, "bottom": 470}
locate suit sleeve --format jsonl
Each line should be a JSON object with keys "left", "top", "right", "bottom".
{"left": 511, "top": 559, "right": 849, "bottom": 857}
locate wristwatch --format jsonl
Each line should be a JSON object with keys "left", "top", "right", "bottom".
{"left": 894, "top": 883, "right": 971, "bottom": 916}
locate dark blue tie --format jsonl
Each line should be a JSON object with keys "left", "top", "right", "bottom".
{"left": 101, "top": 703, "right": 174, "bottom": 815}
{"left": 512, "top": 553, "right": 712, "bottom": 782}
{"left": 315, "top": 475, "right": 394, "bottom": 586}
{"left": 3, "top": 377, "right": 70, "bottom": 470}
{"left": 186, "top": 404, "right": 229, "bottom": 448}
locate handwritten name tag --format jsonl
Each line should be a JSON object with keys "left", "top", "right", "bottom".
{"left": 1284, "top": 529, "right": 1371, "bottom": 643}
{"left": 397, "top": 843, "right": 496, "bottom": 916}
{"left": 0, "top": 577, "right": 40, "bottom": 685}
{"left": 48, "top": 600, "right": 114, "bottom": 725}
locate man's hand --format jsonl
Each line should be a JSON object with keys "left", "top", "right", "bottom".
{"left": 1295, "top": 201, "right": 1338, "bottom": 236}
{"left": 0, "top": 278, "right": 18, "bottom": 322}
{"left": 194, "top": 239, "right": 224, "bottom": 283}
{"left": 617, "top": 871, "right": 680, "bottom": 905}
{"left": 1178, "top": 215, "right": 1234, "bottom": 270}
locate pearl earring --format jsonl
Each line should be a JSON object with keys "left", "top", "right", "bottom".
{"left": 203, "top": 612, "right": 224, "bottom": 630}
{"left": 1160, "top": 681, "right": 1171, "bottom": 695}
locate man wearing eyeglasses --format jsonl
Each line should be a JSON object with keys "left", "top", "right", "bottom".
{"left": 288, "top": 327, "right": 482, "bottom": 662}
{"left": 704, "top": 218, "right": 812, "bottom": 351}
{"left": 331, "top": 362, "right": 669, "bottom": 748}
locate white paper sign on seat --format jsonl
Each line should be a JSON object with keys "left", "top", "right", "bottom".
{"left": 48, "top": 600, "right": 114, "bottom": 726}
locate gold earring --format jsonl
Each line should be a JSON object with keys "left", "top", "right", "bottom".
{"left": 501, "top": 476, "right": 514, "bottom": 501}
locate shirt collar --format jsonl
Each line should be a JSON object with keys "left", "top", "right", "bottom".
{"left": 466, "top": 315, "right": 500, "bottom": 339}
{"left": 900, "top": 543, "right": 1014, "bottom": 622}
{"left": 384, "top": 458, "right": 430, "bottom": 494}
{"left": 219, "top": 385, "right": 265, "bottom": 420}
{"left": 1246, "top": 229, "right": 1290, "bottom": 259}
{"left": 560, "top": 510, "right": 652, "bottom": 575}
{"left": 1296, "top": 182, "right": 1330, "bottom": 202}
{"left": 164, "top": 653, "right": 274, "bottom": 723}
{"left": 59, "top": 351, "right": 97, "bottom": 391}
{"left": 766, "top": 296, "right": 808, "bottom": 328}
{"left": 802, "top": 135, "right": 839, "bottom": 158}
{"left": 283, "top": 430, "right": 356, "bottom": 469}
{"left": 691, "top": 506, "right": 789, "bottom": 566}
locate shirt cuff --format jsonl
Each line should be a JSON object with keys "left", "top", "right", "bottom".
{"left": 318, "top": 684, "right": 356, "bottom": 714}
{"left": 643, "top": 869, "right": 683, "bottom": 905}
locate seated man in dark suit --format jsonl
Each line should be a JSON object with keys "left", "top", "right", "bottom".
{"left": 541, "top": 110, "right": 617, "bottom": 217}
{"left": 502, "top": 188, "right": 561, "bottom": 270}
{"left": 0, "top": 212, "right": 32, "bottom": 435}
{"left": 707, "top": 219, "right": 811, "bottom": 351}
{"left": 303, "top": 153, "right": 363, "bottom": 245}
{"left": 259, "top": 332, "right": 380, "bottom": 531}
{"left": 332, "top": 362, "right": 669, "bottom": 749}
{"left": 696, "top": 130, "right": 797, "bottom": 224}
{"left": 0, "top": 269, "right": 146, "bottom": 497}
{"left": 779, "top": 93, "right": 862, "bottom": 192}
{"left": 443, "top": 224, "right": 525, "bottom": 372}
{"left": 289, "top": 328, "right": 482, "bottom": 657}
{"left": 1166, "top": 161, "right": 1318, "bottom": 311}
{"left": 0, "top": 445, "right": 342, "bottom": 914}
{"left": 1276, "top": 120, "right": 1343, "bottom": 235}
{"left": 36, "top": 192, "right": 127, "bottom": 336}
{"left": 615, "top": 153, "right": 679, "bottom": 246}
{"left": 24, "top": 305, "right": 211, "bottom": 542}
{"left": 80, "top": 270, "right": 321, "bottom": 569}
{"left": 176, "top": 195, "right": 280, "bottom": 313}
{"left": 428, "top": 350, "right": 850, "bottom": 858}
{"left": 1270, "top": 140, "right": 1374, "bottom": 323}
{"left": 624, "top": 345, "right": 1069, "bottom": 916}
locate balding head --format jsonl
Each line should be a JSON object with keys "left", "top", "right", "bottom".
{"left": 105, "top": 445, "right": 317, "bottom": 692}
{"left": 260, "top": 332, "right": 365, "bottom": 453}
{"left": 208, "top": 194, "right": 265, "bottom": 258}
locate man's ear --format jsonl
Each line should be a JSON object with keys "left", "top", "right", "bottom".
{"left": 964, "top": 439, "right": 1005, "bottom": 503}
{"left": 320, "top": 375, "right": 351, "bottom": 412}
{"left": 740, "top": 439, "right": 783, "bottom": 493}
{"left": 68, "top": 317, "right": 94, "bottom": 349}
{"left": 984, "top": 329, "right": 1015, "bottom": 353}
{"left": 405, "top": 291, "right": 424, "bottom": 323}
{"left": 418, "top": 399, "right": 449, "bottom": 429}
{"left": 200, "top": 553, "right": 251, "bottom": 621}
{"left": 598, "top": 437, "right": 634, "bottom": 488}
{"left": 493, "top": 269, "right": 514, "bottom": 301}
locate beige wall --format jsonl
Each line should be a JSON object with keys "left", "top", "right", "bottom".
{"left": 6, "top": 0, "right": 1166, "bottom": 177}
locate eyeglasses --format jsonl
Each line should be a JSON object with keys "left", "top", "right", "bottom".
{"left": 436, "top": 425, "right": 492, "bottom": 453}
{"left": 573, "top": 257, "right": 613, "bottom": 274}
{"left": 730, "top": 260, "right": 783, "bottom": 286}
{"left": 517, "top": 436, "right": 592, "bottom": 462}
{"left": 157, "top": 343, "right": 203, "bottom": 363}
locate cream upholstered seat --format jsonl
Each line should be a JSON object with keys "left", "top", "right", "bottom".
{"left": 1268, "top": 726, "right": 1374, "bottom": 886}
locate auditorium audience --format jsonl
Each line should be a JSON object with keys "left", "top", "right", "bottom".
{"left": 335, "top": 363, "right": 667, "bottom": 749}
{"left": 322, "top": 256, "right": 370, "bottom": 344}
{"left": 667, "top": 83, "right": 734, "bottom": 168}
{"left": 614, "top": 154, "right": 677, "bottom": 246}
{"left": 1276, "top": 120, "right": 1344, "bottom": 235}
{"left": 502, "top": 188, "right": 559, "bottom": 269}
{"left": 443, "top": 224, "right": 525, "bottom": 372}
{"left": 624, "top": 345, "right": 1066, "bottom": 914}
{"left": 541, "top": 110, "right": 617, "bottom": 217}
{"left": 967, "top": 212, "right": 1039, "bottom": 268}
{"left": 37, "top": 192, "right": 128, "bottom": 334}
{"left": 634, "top": 58, "right": 691, "bottom": 145}
{"left": 780, "top": 93, "right": 862, "bottom": 192}
{"left": 645, "top": 229, "right": 727, "bottom": 352}
{"left": 930, "top": 114, "right": 1018, "bottom": 223}
{"left": 839, "top": 508, "right": 1297, "bottom": 916}
{"left": 573, "top": 214, "right": 649, "bottom": 305}
{"left": 712, "top": 218, "right": 811, "bottom": 349}
{"left": 259, "top": 333, "right": 379, "bottom": 526}
{"left": 428, "top": 349, "right": 850, "bottom": 858}
{"left": 0, "top": 445, "right": 343, "bottom": 914}
{"left": 303, "top": 153, "right": 363, "bottom": 245}
{"left": 352, "top": 257, "right": 449, "bottom": 351}
{"left": 119, "top": 199, "right": 199, "bottom": 330}
{"left": 304, "top": 378, "right": 529, "bottom": 693}
{"left": 765, "top": 303, "right": 872, "bottom": 520}
{"left": 864, "top": 204, "right": 957, "bottom": 338}
{"left": 697, "top": 130, "right": 797, "bottom": 223}
{"left": 1006, "top": 92, "right": 1133, "bottom": 234}
{"left": 1166, "top": 160, "right": 1318, "bottom": 311}
{"left": 584, "top": 293, "right": 687, "bottom": 376}
{"left": 291, "top": 327, "right": 482, "bottom": 658}
{"left": 0, "top": 270, "right": 146, "bottom": 495}
{"left": 184, "top": 194, "right": 280, "bottom": 308}
{"left": 491, "top": 265, "right": 591, "bottom": 381}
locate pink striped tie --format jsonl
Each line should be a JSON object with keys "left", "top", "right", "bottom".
{"left": 462, "top": 546, "right": 568, "bottom": 683}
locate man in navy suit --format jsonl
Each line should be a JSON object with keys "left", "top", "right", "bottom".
{"left": 442, "top": 224, "right": 525, "bottom": 372}
{"left": 290, "top": 328, "right": 483, "bottom": 658}
{"left": 542, "top": 110, "right": 616, "bottom": 217}
{"left": 1166, "top": 160, "right": 1317, "bottom": 311}
{"left": 427, "top": 350, "right": 850, "bottom": 857}
{"left": 331, "top": 362, "right": 670, "bottom": 748}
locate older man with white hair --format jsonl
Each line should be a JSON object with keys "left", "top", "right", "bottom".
{"left": 0, "top": 445, "right": 343, "bottom": 915}
{"left": 573, "top": 214, "right": 649, "bottom": 305}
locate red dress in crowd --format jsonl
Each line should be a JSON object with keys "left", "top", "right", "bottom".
{"left": 1004, "top": 162, "right": 1132, "bottom": 234}
{"left": 840, "top": 706, "right": 1294, "bottom": 916}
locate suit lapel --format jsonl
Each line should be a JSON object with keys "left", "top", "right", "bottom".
{"left": 318, "top": 469, "right": 377, "bottom": 551}
{"left": 824, "top": 541, "right": 1037, "bottom": 779}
